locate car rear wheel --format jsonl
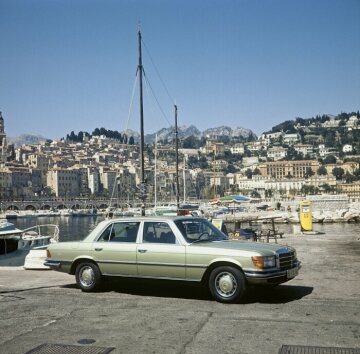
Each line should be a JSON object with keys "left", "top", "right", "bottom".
{"left": 75, "top": 262, "right": 102, "bottom": 292}
{"left": 209, "top": 266, "right": 246, "bottom": 303}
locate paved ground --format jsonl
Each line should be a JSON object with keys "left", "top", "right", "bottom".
{"left": 0, "top": 231, "right": 359, "bottom": 354}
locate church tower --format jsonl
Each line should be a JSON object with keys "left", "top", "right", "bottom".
{"left": 0, "top": 112, "right": 8, "bottom": 163}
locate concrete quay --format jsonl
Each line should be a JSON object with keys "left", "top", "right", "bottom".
{"left": 0, "top": 231, "right": 359, "bottom": 354}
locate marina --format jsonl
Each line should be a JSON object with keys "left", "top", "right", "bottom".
{"left": 0, "top": 220, "right": 59, "bottom": 268}
{"left": 1, "top": 1, "right": 359, "bottom": 353}
{"left": 8, "top": 213, "right": 360, "bottom": 244}
{"left": 0, "top": 222, "right": 359, "bottom": 354}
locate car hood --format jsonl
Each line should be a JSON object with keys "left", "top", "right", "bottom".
{"left": 189, "top": 240, "right": 290, "bottom": 253}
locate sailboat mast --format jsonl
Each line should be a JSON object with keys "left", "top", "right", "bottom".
{"left": 154, "top": 134, "right": 157, "bottom": 208}
{"left": 175, "top": 104, "right": 180, "bottom": 211}
{"left": 138, "top": 30, "right": 146, "bottom": 216}
{"left": 183, "top": 155, "right": 186, "bottom": 203}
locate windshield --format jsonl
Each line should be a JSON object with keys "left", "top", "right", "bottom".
{"left": 174, "top": 218, "right": 228, "bottom": 243}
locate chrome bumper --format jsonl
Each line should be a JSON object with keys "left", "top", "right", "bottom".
{"left": 244, "top": 261, "right": 301, "bottom": 284}
{"left": 43, "top": 260, "right": 61, "bottom": 269}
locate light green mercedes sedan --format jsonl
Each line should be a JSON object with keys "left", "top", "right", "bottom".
{"left": 45, "top": 216, "right": 300, "bottom": 303}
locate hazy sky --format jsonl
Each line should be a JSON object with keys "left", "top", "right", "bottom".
{"left": 1, "top": 0, "right": 359, "bottom": 139}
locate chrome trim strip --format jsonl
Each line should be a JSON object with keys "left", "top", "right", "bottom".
{"left": 97, "top": 260, "right": 207, "bottom": 269}
{"left": 137, "top": 261, "right": 185, "bottom": 267}
{"left": 97, "top": 260, "right": 137, "bottom": 265}
{"left": 185, "top": 264, "right": 208, "bottom": 269}
{"left": 101, "top": 273, "right": 201, "bottom": 282}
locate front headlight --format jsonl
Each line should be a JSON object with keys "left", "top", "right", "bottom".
{"left": 252, "top": 256, "right": 276, "bottom": 269}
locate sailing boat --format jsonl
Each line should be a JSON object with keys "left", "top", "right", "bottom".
{"left": 137, "top": 30, "right": 182, "bottom": 216}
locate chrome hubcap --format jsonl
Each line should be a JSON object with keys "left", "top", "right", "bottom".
{"left": 80, "top": 266, "right": 94, "bottom": 287}
{"left": 215, "top": 272, "right": 237, "bottom": 298}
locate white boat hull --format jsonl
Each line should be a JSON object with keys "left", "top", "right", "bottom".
{"left": 24, "top": 250, "right": 50, "bottom": 270}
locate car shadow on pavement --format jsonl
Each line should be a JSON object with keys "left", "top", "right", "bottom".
{"left": 62, "top": 279, "right": 313, "bottom": 304}
{"left": 62, "top": 278, "right": 212, "bottom": 301}
{"left": 243, "top": 285, "right": 313, "bottom": 304}
{"left": 108, "top": 278, "right": 214, "bottom": 301}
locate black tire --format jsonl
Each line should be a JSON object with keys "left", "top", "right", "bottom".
{"left": 208, "top": 266, "right": 246, "bottom": 303}
{"left": 75, "top": 262, "right": 102, "bottom": 292}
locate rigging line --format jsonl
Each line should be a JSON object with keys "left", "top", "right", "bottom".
{"left": 141, "top": 38, "right": 175, "bottom": 105}
{"left": 143, "top": 70, "right": 157, "bottom": 124}
{"left": 143, "top": 69, "right": 173, "bottom": 127}
{"left": 108, "top": 175, "right": 119, "bottom": 210}
{"left": 124, "top": 71, "right": 139, "bottom": 133}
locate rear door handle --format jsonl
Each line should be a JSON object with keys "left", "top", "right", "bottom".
{"left": 138, "top": 249, "right": 147, "bottom": 253}
{"left": 95, "top": 248, "right": 103, "bottom": 251}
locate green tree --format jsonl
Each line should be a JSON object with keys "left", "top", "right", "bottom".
{"left": 286, "top": 147, "right": 303, "bottom": 160}
{"left": 199, "top": 156, "right": 209, "bottom": 169}
{"left": 251, "top": 190, "right": 261, "bottom": 198}
{"left": 344, "top": 172, "right": 356, "bottom": 183}
{"left": 253, "top": 167, "right": 261, "bottom": 175}
{"left": 353, "top": 168, "right": 360, "bottom": 180}
{"left": 305, "top": 167, "right": 314, "bottom": 178}
{"left": 265, "top": 189, "right": 273, "bottom": 198}
{"left": 226, "top": 164, "right": 238, "bottom": 174}
{"left": 320, "top": 183, "right": 332, "bottom": 193}
{"left": 324, "top": 155, "right": 337, "bottom": 164}
{"left": 332, "top": 167, "right": 345, "bottom": 180}
{"left": 317, "top": 166, "right": 328, "bottom": 175}
{"left": 182, "top": 136, "right": 198, "bottom": 149}
{"left": 245, "top": 168, "right": 253, "bottom": 179}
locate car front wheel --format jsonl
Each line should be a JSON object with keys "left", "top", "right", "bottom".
{"left": 75, "top": 262, "right": 102, "bottom": 292}
{"left": 209, "top": 266, "right": 246, "bottom": 303}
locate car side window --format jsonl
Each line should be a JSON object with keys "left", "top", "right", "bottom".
{"left": 143, "top": 222, "right": 177, "bottom": 244}
{"left": 98, "top": 222, "right": 140, "bottom": 243}
{"left": 98, "top": 225, "right": 113, "bottom": 242}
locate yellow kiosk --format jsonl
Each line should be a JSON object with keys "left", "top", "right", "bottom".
{"left": 299, "top": 200, "right": 313, "bottom": 231}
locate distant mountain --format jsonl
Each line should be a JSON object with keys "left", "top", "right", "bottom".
{"left": 203, "top": 126, "right": 255, "bottom": 139}
{"left": 122, "top": 129, "right": 140, "bottom": 140}
{"left": 144, "top": 125, "right": 201, "bottom": 144}
{"left": 140, "top": 125, "right": 254, "bottom": 144}
{"left": 64, "top": 124, "right": 256, "bottom": 145}
{"left": 8, "top": 134, "right": 49, "bottom": 147}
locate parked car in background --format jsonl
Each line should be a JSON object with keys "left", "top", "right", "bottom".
{"left": 45, "top": 217, "right": 300, "bottom": 303}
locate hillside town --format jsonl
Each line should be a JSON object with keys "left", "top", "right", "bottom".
{"left": 0, "top": 111, "right": 360, "bottom": 206}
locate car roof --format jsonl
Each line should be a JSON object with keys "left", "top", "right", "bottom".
{"left": 101, "top": 216, "right": 206, "bottom": 226}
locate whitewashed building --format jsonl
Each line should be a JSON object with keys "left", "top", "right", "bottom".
{"left": 294, "top": 144, "right": 314, "bottom": 156}
{"left": 230, "top": 143, "right": 245, "bottom": 155}
{"left": 283, "top": 133, "right": 300, "bottom": 145}
{"left": 342, "top": 144, "right": 353, "bottom": 153}
{"left": 267, "top": 147, "right": 287, "bottom": 161}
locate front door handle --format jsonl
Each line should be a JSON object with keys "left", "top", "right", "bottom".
{"left": 94, "top": 248, "right": 103, "bottom": 251}
{"left": 138, "top": 249, "right": 147, "bottom": 253}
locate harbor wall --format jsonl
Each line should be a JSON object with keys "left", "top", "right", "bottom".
{"left": 306, "top": 194, "right": 349, "bottom": 212}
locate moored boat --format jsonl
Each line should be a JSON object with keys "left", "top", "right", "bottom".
{"left": 0, "top": 220, "right": 59, "bottom": 269}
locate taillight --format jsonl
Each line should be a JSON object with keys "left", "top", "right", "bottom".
{"left": 46, "top": 249, "right": 51, "bottom": 258}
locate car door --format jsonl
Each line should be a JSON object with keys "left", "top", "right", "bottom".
{"left": 92, "top": 221, "right": 140, "bottom": 276}
{"left": 137, "top": 221, "right": 186, "bottom": 279}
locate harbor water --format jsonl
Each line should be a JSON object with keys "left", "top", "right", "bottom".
{"left": 12, "top": 216, "right": 106, "bottom": 242}
{"left": 11, "top": 215, "right": 360, "bottom": 241}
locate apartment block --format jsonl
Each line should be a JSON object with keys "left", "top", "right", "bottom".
{"left": 47, "top": 168, "right": 81, "bottom": 197}
{"left": 258, "top": 160, "right": 320, "bottom": 179}
{"left": 0, "top": 170, "right": 12, "bottom": 199}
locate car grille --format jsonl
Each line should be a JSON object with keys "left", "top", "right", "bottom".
{"left": 278, "top": 251, "right": 296, "bottom": 270}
